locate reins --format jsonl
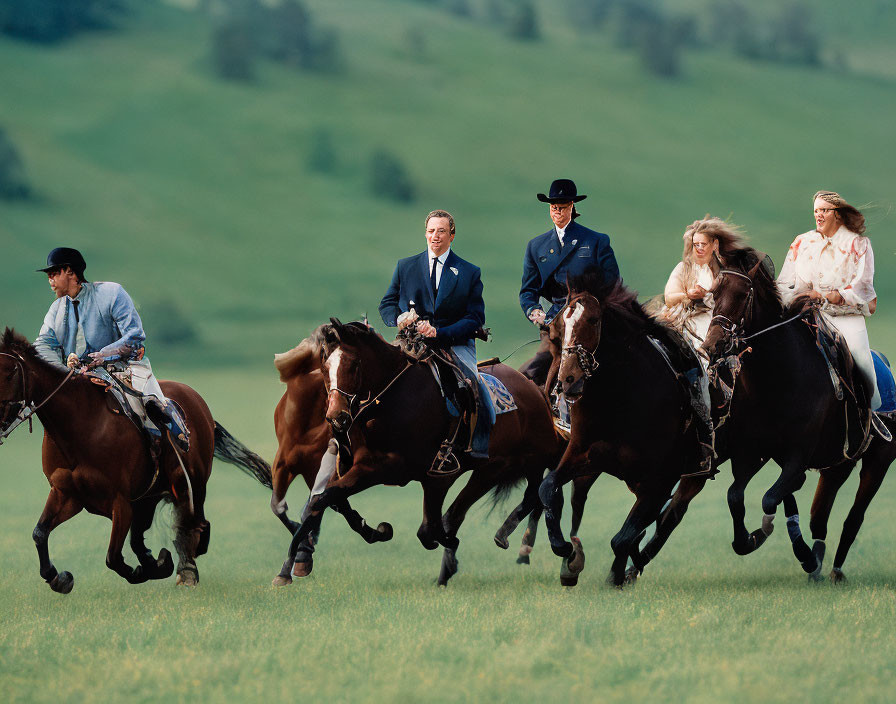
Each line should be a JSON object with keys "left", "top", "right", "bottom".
{"left": 0, "top": 352, "right": 76, "bottom": 444}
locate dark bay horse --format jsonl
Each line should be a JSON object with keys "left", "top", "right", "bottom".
{"left": 538, "top": 275, "right": 710, "bottom": 587}
{"left": 269, "top": 339, "right": 330, "bottom": 583}
{"left": 280, "top": 320, "right": 565, "bottom": 586}
{"left": 699, "top": 250, "right": 895, "bottom": 581}
{"left": 0, "top": 328, "right": 272, "bottom": 592}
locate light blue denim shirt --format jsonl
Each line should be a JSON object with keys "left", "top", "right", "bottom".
{"left": 34, "top": 282, "right": 146, "bottom": 370}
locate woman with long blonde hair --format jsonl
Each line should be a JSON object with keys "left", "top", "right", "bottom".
{"left": 662, "top": 216, "right": 745, "bottom": 349}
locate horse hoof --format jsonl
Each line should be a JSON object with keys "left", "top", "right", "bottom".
{"left": 376, "top": 522, "right": 393, "bottom": 542}
{"left": 800, "top": 558, "right": 818, "bottom": 575}
{"left": 568, "top": 536, "right": 585, "bottom": 574}
{"left": 292, "top": 560, "right": 313, "bottom": 578}
{"left": 271, "top": 575, "right": 293, "bottom": 587}
{"left": 808, "top": 569, "right": 825, "bottom": 584}
{"left": 157, "top": 548, "right": 174, "bottom": 578}
{"left": 494, "top": 535, "right": 509, "bottom": 550}
{"left": 176, "top": 567, "right": 199, "bottom": 586}
{"left": 516, "top": 554, "right": 530, "bottom": 565}
{"left": 560, "top": 572, "right": 579, "bottom": 587}
{"left": 830, "top": 568, "right": 847, "bottom": 584}
{"left": 624, "top": 567, "right": 640, "bottom": 585}
{"left": 50, "top": 571, "right": 74, "bottom": 594}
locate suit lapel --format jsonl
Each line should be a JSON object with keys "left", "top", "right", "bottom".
{"left": 556, "top": 223, "right": 581, "bottom": 268}
{"left": 435, "top": 251, "right": 459, "bottom": 309}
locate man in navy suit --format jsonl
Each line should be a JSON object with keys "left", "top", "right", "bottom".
{"left": 379, "top": 210, "right": 495, "bottom": 459}
{"left": 519, "top": 179, "right": 620, "bottom": 384}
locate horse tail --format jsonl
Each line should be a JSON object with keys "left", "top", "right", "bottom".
{"left": 486, "top": 475, "right": 526, "bottom": 516}
{"left": 212, "top": 422, "right": 273, "bottom": 489}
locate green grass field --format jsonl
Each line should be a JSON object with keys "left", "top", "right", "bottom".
{"left": 1, "top": 370, "right": 894, "bottom": 703}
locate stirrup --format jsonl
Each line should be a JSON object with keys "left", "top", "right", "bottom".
{"left": 871, "top": 412, "right": 893, "bottom": 443}
{"left": 428, "top": 441, "right": 462, "bottom": 478}
{"left": 553, "top": 417, "right": 571, "bottom": 440}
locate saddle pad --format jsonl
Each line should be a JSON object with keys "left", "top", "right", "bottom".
{"left": 872, "top": 350, "right": 895, "bottom": 413}
{"left": 480, "top": 373, "right": 517, "bottom": 415}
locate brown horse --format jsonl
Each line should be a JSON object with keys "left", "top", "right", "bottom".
{"left": 0, "top": 328, "right": 272, "bottom": 592}
{"left": 269, "top": 339, "right": 330, "bottom": 582}
{"left": 280, "top": 320, "right": 566, "bottom": 586}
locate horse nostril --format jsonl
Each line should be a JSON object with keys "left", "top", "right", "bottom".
{"left": 565, "top": 376, "right": 574, "bottom": 385}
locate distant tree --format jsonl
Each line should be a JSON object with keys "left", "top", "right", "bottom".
{"left": 507, "top": 0, "right": 539, "bottom": 40}
{"left": 403, "top": 24, "right": 427, "bottom": 61}
{"left": 369, "top": 149, "right": 415, "bottom": 203}
{"left": 0, "top": 128, "right": 31, "bottom": 200}
{"left": 445, "top": 0, "right": 472, "bottom": 19}
{"left": 615, "top": 3, "right": 691, "bottom": 77}
{"left": 0, "top": 0, "right": 124, "bottom": 43}
{"left": 567, "top": 0, "right": 616, "bottom": 32}
{"left": 212, "top": 19, "right": 255, "bottom": 81}
{"left": 770, "top": 2, "right": 820, "bottom": 65}
{"left": 139, "top": 299, "right": 198, "bottom": 346}
{"left": 307, "top": 128, "right": 337, "bottom": 174}
{"left": 262, "top": 0, "right": 344, "bottom": 73}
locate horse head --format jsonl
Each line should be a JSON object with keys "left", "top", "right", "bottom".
{"left": 557, "top": 292, "right": 602, "bottom": 398}
{"left": 702, "top": 258, "right": 766, "bottom": 360}
{"left": 0, "top": 329, "right": 35, "bottom": 440}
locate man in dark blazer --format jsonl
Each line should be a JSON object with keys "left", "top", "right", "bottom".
{"left": 379, "top": 209, "right": 495, "bottom": 458}
{"left": 518, "top": 179, "right": 621, "bottom": 384}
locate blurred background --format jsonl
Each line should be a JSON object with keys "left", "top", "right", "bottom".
{"left": 2, "top": 0, "right": 894, "bottom": 371}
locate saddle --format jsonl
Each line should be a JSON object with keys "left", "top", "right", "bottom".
{"left": 803, "top": 308, "right": 873, "bottom": 456}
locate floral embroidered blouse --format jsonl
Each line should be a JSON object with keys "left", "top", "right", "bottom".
{"left": 777, "top": 226, "right": 876, "bottom": 317}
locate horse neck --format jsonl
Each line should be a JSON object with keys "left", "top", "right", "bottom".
{"left": 359, "top": 340, "right": 408, "bottom": 392}
{"left": 742, "top": 291, "right": 784, "bottom": 338}
{"left": 24, "top": 357, "right": 96, "bottom": 451}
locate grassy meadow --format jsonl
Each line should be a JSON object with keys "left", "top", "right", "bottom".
{"left": 2, "top": 1, "right": 896, "bottom": 701}
{"left": 0, "top": 369, "right": 895, "bottom": 703}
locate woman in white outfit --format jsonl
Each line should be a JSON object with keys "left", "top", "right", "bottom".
{"left": 777, "top": 191, "right": 880, "bottom": 410}
{"left": 662, "top": 216, "right": 746, "bottom": 354}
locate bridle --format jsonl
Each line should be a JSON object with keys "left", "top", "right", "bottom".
{"left": 708, "top": 269, "right": 755, "bottom": 355}
{"left": 0, "top": 352, "right": 75, "bottom": 445}
{"left": 560, "top": 297, "right": 601, "bottom": 380}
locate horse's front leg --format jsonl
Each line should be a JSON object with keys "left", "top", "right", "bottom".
{"left": 608, "top": 492, "right": 668, "bottom": 587}
{"left": 728, "top": 454, "right": 770, "bottom": 555}
{"left": 105, "top": 495, "right": 146, "bottom": 584}
{"left": 33, "top": 487, "right": 83, "bottom": 593}
{"left": 129, "top": 497, "right": 174, "bottom": 581}
{"left": 538, "top": 445, "right": 587, "bottom": 560}
{"left": 781, "top": 493, "right": 817, "bottom": 575}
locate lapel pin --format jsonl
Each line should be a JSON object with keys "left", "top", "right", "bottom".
{"left": 571, "top": 239, "right": 577, "bottom": 246}
{"left": 550, "top": 249, "right": 554, "bottom": 254}
{"left": 450, "top": 267, "right": 458, "bottom": 275}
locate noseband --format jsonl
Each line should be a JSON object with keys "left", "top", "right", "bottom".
{"left": 561, "top": 297, "right": 601, "bottom": 380}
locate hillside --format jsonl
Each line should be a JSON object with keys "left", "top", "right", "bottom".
{"left": 2, "top": 0, "right": 894, "bottom": 368}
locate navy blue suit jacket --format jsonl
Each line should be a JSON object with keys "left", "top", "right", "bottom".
{"left": 519, "top": 220, "right": 620, "bottom": 321}
{"left": 379, "top": 250, "right": 485, "bottom": 349}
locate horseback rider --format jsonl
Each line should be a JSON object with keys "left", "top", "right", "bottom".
{"left": 519, "top": 179, "right": 620, "bottom": 386}
{"left": 34, "top": 247, "right": 190, "bottom": 453}
{"left": 379, "top": 209, "right": 496, "bottom": 460}
{"left": 777, "top": 191, "right": 889, "bottom": 428}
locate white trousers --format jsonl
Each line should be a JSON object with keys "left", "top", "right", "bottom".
{"left": 824, "top": 312, "right": 881, "bottom": 410}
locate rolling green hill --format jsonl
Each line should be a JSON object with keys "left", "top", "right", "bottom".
{"left": 2, "top": 0, "right": 894, "bottom": 369}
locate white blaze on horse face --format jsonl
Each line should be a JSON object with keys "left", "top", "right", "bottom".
{"left": 327, "top": 349, "right": 342, "bottom": 392}
{"left": 564, "top": 303, "right": 585, "bottom": 351}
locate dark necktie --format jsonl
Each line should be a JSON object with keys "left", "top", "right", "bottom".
{"left": 72, "top": 300, "right": 80, "bottom": 323}
{"left": 430, "top": 257, "right": 439, "bottom": 300}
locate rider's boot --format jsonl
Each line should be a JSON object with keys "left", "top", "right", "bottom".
{"left": 145, "top": 397, "right": 190, "bottom": 453}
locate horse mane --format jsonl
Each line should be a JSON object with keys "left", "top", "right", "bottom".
{"left": 0, "top": 327, "right": 80, "bottom": 380}
{"left": 567, "top": 269, "right": 666, "bottom": 337}
{"left": 722, "top": 246, "right": 783, "bottom": 314}
{"left": 274, "top": 335, "right": 321, "bottom": 382}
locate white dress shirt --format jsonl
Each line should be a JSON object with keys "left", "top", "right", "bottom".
{"left": 428, "top": 248, "right": 450, "bottom": 289}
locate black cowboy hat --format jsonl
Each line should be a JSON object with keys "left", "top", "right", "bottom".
{"left": 38, "top": 247, "right": 87, "bottom": 277}
{"left": 537, "top": 179, "right": 587, "bottom": 204}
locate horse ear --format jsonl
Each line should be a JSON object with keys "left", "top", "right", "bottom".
{"left": 747, "top": 258, "right": 764, "bottom": 279}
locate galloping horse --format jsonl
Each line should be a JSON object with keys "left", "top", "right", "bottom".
{"left": 700, "top": 249, "right": 895, "bottom": 581}
{"left": 0, "top": 328, "right": 272, "bottom": 592}
{"left": 538, "top": 273, "right": 710, "bottom": 587}
{"left": 279, "top": 320, "right": 565, "bottom": 586}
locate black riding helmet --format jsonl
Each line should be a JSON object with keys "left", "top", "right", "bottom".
{"left": 37, "top": 247, "right": 88, "bottom": 282}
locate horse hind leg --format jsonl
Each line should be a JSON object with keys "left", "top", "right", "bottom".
{"left": 494, "top": 470, "right": 542, "bottom": 551}
{"left": 517, "top": 508, "right": 542, "bottom": 564}
{"left": 172, "top": 498, "right": 204, "bottom": 586}
{"left": 105, "top": 496, "right": 151, "bottom": 584}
